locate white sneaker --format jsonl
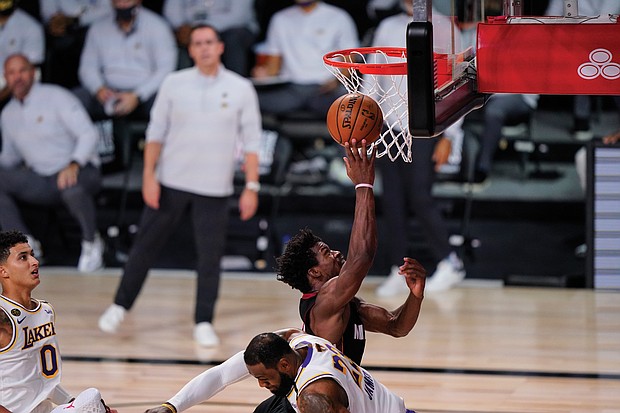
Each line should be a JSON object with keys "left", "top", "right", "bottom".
{"left": 51, "top": 388, "right": 109, "bottom": 413}
{"left": 78, "top": 233, "right": 104, "bottom": 273}
{"left": 376, "top": 266, "right": 408, "bottom": 297}
{"left": 98, "top": 304, "right": 126, "bottom": 334}
{"left": 26, "top": 234, "right": 43, "bottom": 260}
{"left": 194, "top": 322, "right": 220, "bottom": 347}
{"left": 425, "top": 253, "right": 465, "bottom": 292}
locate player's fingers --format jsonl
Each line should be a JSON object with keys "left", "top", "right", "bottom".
{"left": 348, "top": 139, "right": 361, "bottom": 160}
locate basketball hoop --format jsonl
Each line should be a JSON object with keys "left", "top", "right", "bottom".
{"left": 324, "top": 47, "right": 416, "bottom": 162}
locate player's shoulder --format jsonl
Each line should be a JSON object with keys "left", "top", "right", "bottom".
{"left": 289, "top": 331, "right": 331, "bottom": 348}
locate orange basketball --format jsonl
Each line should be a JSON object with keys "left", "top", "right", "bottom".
{"left": 326, "top": 93, "right": 383, "bottom": 146}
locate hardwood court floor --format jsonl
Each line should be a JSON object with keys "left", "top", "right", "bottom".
{"left": 36, "top": 268, "right": 620, "bottom": 413}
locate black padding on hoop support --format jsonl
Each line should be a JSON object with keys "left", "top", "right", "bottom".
{"left": 407, "top": 21, "right": 435, "bottom": 136}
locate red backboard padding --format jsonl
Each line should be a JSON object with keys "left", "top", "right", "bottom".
{"left": 477, "top": 21, "right": 620, "bottom": 95}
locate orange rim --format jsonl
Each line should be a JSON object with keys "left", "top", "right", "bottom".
{"left": 323, "top": 47, "right": 408, "bottom": 76}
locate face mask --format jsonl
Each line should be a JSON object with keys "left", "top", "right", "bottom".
{"left": 0, "top": 7, "right": 15, "bottom": 17}
{"left": 115, "top": 5, "right": 137, "bottom": 23}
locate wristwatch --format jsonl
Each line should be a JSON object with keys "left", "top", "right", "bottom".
{"left": 245, "top": 181, "right": 261, "bottom": 192}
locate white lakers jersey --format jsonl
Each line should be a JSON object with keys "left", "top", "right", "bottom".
{"left": 0, "top": 295, "right": 63, "bottom": 413}
{"left": 287, "top": 333, "right": 406, "bottom": 413}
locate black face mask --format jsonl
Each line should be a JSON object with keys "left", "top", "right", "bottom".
{"left": 0, "top": 6, "right": 15, "bottom": 17}
{"left": 115, "top": 5, "right": 137, "bottom": 23}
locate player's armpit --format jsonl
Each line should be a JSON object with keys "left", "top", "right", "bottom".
{"left": 299, "top": 378, "right": 349, "bottom": 413}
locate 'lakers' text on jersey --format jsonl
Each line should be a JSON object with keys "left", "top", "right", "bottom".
{"left": 0, "top": 295, "right": 62, "bottom": 413}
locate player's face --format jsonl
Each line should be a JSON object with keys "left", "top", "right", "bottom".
{"left": 0, "top": 243, "right": 40, "bottom": 289}
{"left": 247, "top": 363, "right": 296, "bottom": 397}
{"left": 188, "top": 27, "right": 224, "bottom": 71}
{"left": 4, "top": 56, "right": 35, "bottom": 101}
{"left": 311, "top": 242, "right": 345, "bottom": 279}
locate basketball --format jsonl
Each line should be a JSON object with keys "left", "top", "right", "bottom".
{"left": 326, "top": 93, "right": 383, "bottom": 146}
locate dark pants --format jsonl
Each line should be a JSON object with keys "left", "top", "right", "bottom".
{"left": 0, "top": 164, "right": 101, "bottom": 241}
{"left": 477, "top": 94, "right": 533, "bottom": 173}
{"left": 378, "top": 137, "right": 451, "bottom": 266}
{"left": 253, "top": 396, "right": 295, "bottom": 413}
{"left": 113, "top": 186, "right": 229, "bottom": 323}
{"left": 257, "top": 83, "right": 346, "bottom": 118}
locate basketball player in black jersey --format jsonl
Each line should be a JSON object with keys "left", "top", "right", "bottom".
{"left": 254, "top": 140, "right": 426, "bottom": 413}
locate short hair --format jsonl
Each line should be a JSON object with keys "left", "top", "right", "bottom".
{"left": 0, "top": 230, "right": 28, "bottom": 264}
{"left": 189, "top": 24, "right": 222, "bottom": 43}
{"left": 244, "top": 332, "right": 294, "bottom": 369}
{"left": 275, "top": 228, "right": 322, "bottom": 293}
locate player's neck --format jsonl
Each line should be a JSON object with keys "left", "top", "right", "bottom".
{"left": 1, "top": 289, "right": 34, "bottom": 309}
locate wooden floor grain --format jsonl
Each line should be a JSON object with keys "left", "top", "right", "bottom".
{"left": 35, "top": 268, "right": 620, "bottom": 413}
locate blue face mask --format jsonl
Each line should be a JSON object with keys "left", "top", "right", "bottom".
{"left": 115, "top": 5, "right": 137, "bottom": 23}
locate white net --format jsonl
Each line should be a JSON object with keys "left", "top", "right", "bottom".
{"left": 324, "top": 47, "right": 421, "bottom": 163}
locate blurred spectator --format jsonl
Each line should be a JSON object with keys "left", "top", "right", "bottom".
{"left": 371, "top": 0, "right": 466, "bottom": 295}
{"left": 163, "top": 0, "right": 258, "bottom": 76}
{"left": 472, "top": 93, "right": 539, "bottom": 184}
{"left": 97, "top": 25, "right": 262, "bottom": 347}
{"left": 0, "top": 1, "right": 44, "bottom": 108}
{"left": 0, "top": 54, "right": 103, "bottom": 273}
{"left": 251, "top": 0, "right": 358, "bottom": 118}
{"left": 73, "top": 0, "right": 176, "bottom": 122}
{"left": 545, "top": 0, "right": 620, "bottom": 140}
{"left": 40, "top": 0, "right": 113, "bottom": 88}
{"left": 72, "top": 0, "right": 176, "bottom": 169}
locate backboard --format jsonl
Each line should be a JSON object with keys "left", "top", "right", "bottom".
{"left": 407, "top": 0, "right": 488, "bottom": 137}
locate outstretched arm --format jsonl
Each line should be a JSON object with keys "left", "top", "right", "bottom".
{"left": 359, "top": 257, "right": 426, "bottom": 337}
{"left": 145, "top": 329, "right": 303, "bottom": 413}
{"left": 145, "top": 351, "right": 249, "bottom": 413}
{"left": 316, "top": 140, "right": 377, "bottom": 311}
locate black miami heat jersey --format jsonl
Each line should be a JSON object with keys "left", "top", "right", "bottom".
{"left": 299, "top": 292, "right": 365, "bottom": 364}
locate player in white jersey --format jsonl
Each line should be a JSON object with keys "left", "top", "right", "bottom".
{"left": 0, "top": 231, "right": 113, "bottom": 413}
{"left": 143, "top": 328, "right": 416, "bottom": 413}
{"left": 244, "top": 331, "right": 415, "bottom": 413}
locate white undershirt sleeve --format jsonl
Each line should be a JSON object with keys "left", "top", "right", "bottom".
{"left": 167, "top": 351, "right": 250, "bottom": 412}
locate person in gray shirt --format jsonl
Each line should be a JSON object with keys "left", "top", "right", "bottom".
{"left": 0, "top": 54, "right": 103, "bottom": 273}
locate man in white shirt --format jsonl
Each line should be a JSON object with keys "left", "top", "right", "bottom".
{"left": 0, "top": 1, "right": 44, "bottom": 106}
{"left": 40, "top": 0, "right": 113, "bottom": 88}
{"left": 98, "top": 25, "right": 262, "bottom": 348}
{"left": 0, "top": 54, "right": 104, "bottom": 273}
{"left": 163, "top": 0, "right": 258, "bottom": 75}
{"left": 72, "top": 0, "right": 176, "bottom": 169}
{"left": 74, "top": 0, "right": 176, "bottom": 121}
{"left": 251, "top": 0, "right": 359, "bottom": 118}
